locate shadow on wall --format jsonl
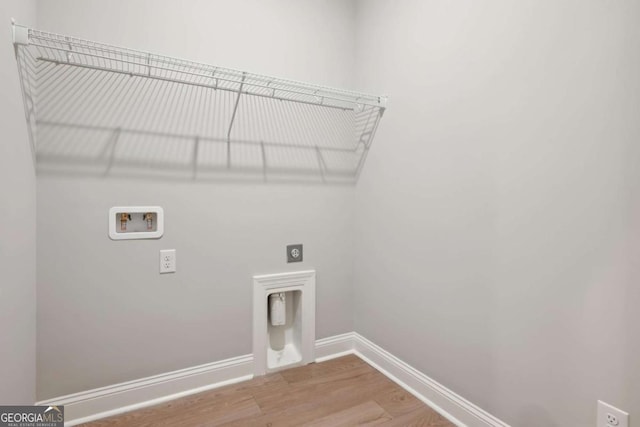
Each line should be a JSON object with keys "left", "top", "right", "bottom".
{"left": 15, "top": 34, "right": 383, "bottom": 185}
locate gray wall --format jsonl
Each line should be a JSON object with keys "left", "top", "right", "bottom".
{"left": 29, "top": 2, "right": 640, "bottom": 424}
{"left": 353, "top": 1, "right": 640, "bottom": 426}
{"left": 36, "top": 0, "right": 356, "bottom": 400}
{"left": 0, "top": 1, "right": 37, "bottom": 405}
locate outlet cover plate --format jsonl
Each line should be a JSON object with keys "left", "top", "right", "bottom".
{"left": 287, "top": 244, "right": 303, "bottom": 263}
{"left": 160, "top": 249, "right": 176, "bottom": 274}
{"left": 598, "top": 400, "right": 629, "bottom": 427}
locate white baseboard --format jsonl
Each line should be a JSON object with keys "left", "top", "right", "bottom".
{"left": 352, "top": 333, "right": 509, "bottom": 427}
{"left": 39, "top": 333, "right": 508, "bottom": 427}
{"left": 38, "top": 335, "right": 355, "bottom": 426}
{"left": 38, "top": 354, "right": 254, "bottom": 426}
{"left": 314, "top": 332, "right": 355, "bottom": 362}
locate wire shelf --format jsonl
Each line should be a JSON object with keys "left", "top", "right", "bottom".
{"left": 12, "top": 24, "right": 386, "bottom": 182}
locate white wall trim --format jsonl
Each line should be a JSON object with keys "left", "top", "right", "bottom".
{"left": 40, "top": 333, "right": 508, "bottom": 427}
{"left": 37, "top": 354, "right": 254, "bottom": 426}
{"left": 352, "top": 333, "right": 510, "bottom": 427}
{"left": 314, "top": 332, "right": 355, "bottom": 362}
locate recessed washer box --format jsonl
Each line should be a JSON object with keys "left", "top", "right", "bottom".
{"left": 108, "top": 206, "right": 164, "bottom": 240}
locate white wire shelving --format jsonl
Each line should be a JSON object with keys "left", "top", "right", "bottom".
{"left": 12, "top": 23, "right": 386, "bottom": 183}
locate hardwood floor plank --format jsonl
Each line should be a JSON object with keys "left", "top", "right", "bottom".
{"left": 225, "top": 373, "right": 397, "bottom": 426}
{"left": 80, "top": 391, "right": 261, "bottom": 427}
{"left": 374, "top": 387, "right": 425, "bottom": 417}
{"left": 302, "top": 401, "right": 392, "bottom": 426}
{"left": 218, "top": 372, "right": 290, "bottom": 403}
{"left": 279, "top": 354, "right": 372, "bottom": 384}
{"left": 250, "top": 374, "right": 392, "bottom": 425}
{"left": 81, "top": 355, "right": 455, "bottom": 427}
{"left": 255, "top": 366, "right": 392, "bottom": 414}
{"left": 377, "top": 407, "right": 454, "bottom": 427}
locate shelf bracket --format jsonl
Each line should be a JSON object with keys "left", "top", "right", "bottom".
{"left": 261, "top": 141, "right": 267, "bottom": 182}
{"left": 315, "top": 146, "right": 327, "bottom": 183}
{"left": 192, "top": 136, "right": 199, "bottom": 180}
{"left": 357, "top": 107, "right": 377, "bottom": 148}
{"left": 227, "top": 72, "right": 246, "bottom": 168}
{"left": 103, "top": 127, "right": 122, "bottom": 176}
{"left": 354, "top": 109, "right": 384, "bottom": 180}
{"left": 12, "top": 21, "right": 29, "bottom": 46}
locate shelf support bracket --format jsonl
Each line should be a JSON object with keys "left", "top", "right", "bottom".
{"left": 261, "top": 141, "right": 267, "bottom": 182}
{"left": 315, "top": 146, "right": 327, "bottom": 183}
{"left": 354, "top": 109, "right": 384, "bottom": 180}
{"left": 103, "top": 127, "right": 122, "bottom": 176}
{"left": 192, "top": 136, "right": 199, "bottom": 180}
{"left": 227, "top": 72, "right": 246, "bottom": 168}
{"left": 12, "top": 21, "right": 29, "bottom": 47}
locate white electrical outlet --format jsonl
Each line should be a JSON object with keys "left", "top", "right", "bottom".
{"left": 160, "top": 249, "right": 176, "bottom": 274}
{"left": 598, "top": 401, "right": 629, "bottom": 427}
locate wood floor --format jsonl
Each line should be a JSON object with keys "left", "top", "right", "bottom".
{"left": 81, "top": 355, "right": 454, "bottom": 426}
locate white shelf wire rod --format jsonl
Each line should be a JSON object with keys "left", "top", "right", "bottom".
{"left": 35, "top": 54, "right": 359, "bottom": 112}
{"left": 27, "top": 29, "right": 383, "bottom": 105}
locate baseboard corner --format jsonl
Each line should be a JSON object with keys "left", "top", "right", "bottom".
{"left": 352, "top": 332, "right": 509, "bottom": 427}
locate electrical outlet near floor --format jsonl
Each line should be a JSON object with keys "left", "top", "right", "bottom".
{"left": 598, "top": 401, "right": 629, "bottom": 427}
{"left": 160, "top": 249, "right": 176, "bottom": 274}
{"left": 287, "top": 244, "right": 303, "bottom": 263}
